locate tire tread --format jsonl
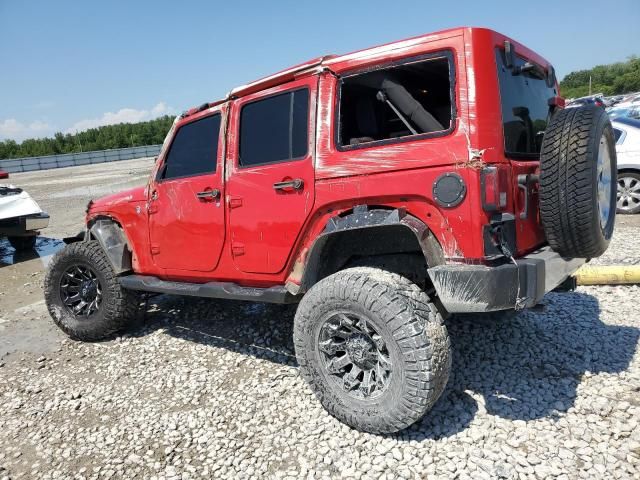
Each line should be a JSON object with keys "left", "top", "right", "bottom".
{"left": 294, "top": 267, "right": 451, "bottom": 434}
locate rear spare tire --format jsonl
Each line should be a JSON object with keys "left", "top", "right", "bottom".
{"left": 539, "top": 105, "right": 616, "bottom": 258}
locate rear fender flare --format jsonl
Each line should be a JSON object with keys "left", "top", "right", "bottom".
{"left": 294, "top": 206, "right": 444, "bottom": 293}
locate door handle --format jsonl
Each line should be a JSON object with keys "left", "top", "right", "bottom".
{"left": 517, "top": 174, "right": 539, "bottom": 220}
{"left": 196, "top": 189, "right": 220, "bottom": 200}
{"left": 273, "top": 179, "right": 304, "bottom": 191}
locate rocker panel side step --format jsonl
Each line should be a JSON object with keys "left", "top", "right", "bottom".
{"left": 120, "top": 275, "right": 298, "bottom": 304}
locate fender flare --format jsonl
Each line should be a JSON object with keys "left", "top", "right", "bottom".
{"left": 294, "top": 205, "right": 444, "bottom": 293}
{"left": 88, "top": 218, "right": 132, "bottom": 275}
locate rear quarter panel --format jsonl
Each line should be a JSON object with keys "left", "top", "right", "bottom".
{"left": 310, "top": 32, "right": 484, "bottom": 262}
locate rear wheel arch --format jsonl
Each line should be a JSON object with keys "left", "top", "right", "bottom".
{"left": 295, "top": 206, "right": 445, "bottom": 293}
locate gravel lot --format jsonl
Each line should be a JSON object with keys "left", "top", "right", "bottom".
{"left": 1, "top": 159, "right": 639, "bottom": 479}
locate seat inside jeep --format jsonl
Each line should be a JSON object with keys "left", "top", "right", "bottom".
{"left": 338, "top": 56, "right": 453, "bottom": 146}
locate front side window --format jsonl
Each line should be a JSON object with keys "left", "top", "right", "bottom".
{"left": 239, "top": 89, "right": 309, "bottom": 167}
{"left": 495, "top": 48, "right": 557, "bottom": 158}
{"left": 162, "top": 114, "right": 221, "bottom": 180}
{"left": 337, "top": 54, "right": 454, "bottom": 148}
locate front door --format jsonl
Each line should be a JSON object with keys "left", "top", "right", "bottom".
{"left": 148, "top": 108, "right": 226, "bottom": 271}
{"left": 226, "top": 77, "right": 316, "bottom": 274}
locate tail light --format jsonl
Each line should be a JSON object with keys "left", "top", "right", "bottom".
{"left": 0, "top": 170, "right": 8, "bottom": 179}
{"left": 548, "top": 95, "right": 566, "bottom": 110}
{"left": 480, "top": 166, "right": 508, "bottom": 212}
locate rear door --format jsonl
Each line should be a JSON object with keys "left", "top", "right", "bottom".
{"left": 148, "top": 108, "right": 226, "bottom": 271}
{"left": 226, "top": 77, "right": 316, "bottom": 274}
{"left": 495, "top": 47, "right": 557, "bottom": 254}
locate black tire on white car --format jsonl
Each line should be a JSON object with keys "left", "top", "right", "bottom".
{"left": 8, "top": 235, "right": 36, "bottom": 251}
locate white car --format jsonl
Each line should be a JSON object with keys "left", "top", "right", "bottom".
{"left": 612, "top": 117, "right": 640, "bottom": 214}
{"left": 0, "top": 183, "right": 49, "bottom": 250}
{"left": 608, "top": 104, "right": 640, "bottom": 120}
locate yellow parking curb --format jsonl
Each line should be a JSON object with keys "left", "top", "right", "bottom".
{"left": 574, "top": 265, "right": 640, "bottom": 285}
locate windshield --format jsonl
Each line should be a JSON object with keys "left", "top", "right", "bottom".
{"left": 495, "top": 48, "right": 557, "bottom": 159}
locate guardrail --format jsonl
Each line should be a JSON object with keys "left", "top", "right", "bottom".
{"left": 0, "top": 145, "right": 162, "bottom": 173}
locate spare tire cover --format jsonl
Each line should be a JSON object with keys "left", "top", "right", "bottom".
{"left": 539, "top": 105, "right": 617, "bottom": 258}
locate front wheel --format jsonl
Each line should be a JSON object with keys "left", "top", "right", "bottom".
{"left": 294, "top": 267, "right": 451, "bottom": 434}
{"left": 44, "top": 241, "right": 138, "bottom": 341}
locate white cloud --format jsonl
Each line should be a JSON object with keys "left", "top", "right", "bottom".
{"left": 64, "top": 102, "right": 175, "bottom": 134}
{"left": 0, "top": 119, "right": 53, "bottom": 142}
{"left": 0, "top": 102, "right": 175, "bottom": 142}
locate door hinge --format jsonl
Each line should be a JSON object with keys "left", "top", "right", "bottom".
{"left": 231, "top": 243, "right": 245, "bottom": 256}
{"left": 150, "top": 244, "right": 160, "bottom": 255}
{"left": 229, "top": 196, "right": 243, "bottom": 209}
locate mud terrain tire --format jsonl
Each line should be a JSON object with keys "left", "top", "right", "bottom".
{"left": 539, "top": 105, "right": 617, "bottom": 258}
{"left": 294, "top": 267, "right": 451, "bottom": 434}
{"left": 44, "top": 241, "right": 138, "bottom": 341}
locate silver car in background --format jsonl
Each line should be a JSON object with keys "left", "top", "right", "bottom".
{"left": 612, "top": 117, "right": 640, "bottom": 214}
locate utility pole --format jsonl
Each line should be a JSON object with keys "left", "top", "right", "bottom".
{"left": 589, "top": 76, "right": 592, "bottom": 96}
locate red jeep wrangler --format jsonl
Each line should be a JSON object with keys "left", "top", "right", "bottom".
{"left": 45, "top": 27, "right": 616, "bottom": 434}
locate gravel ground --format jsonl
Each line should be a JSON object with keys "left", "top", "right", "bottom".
{"left": 1, "top": 288, "right": 638, "bottom": 480}
{"left": 1, "top": 160, "right": 639, "bottom": 479}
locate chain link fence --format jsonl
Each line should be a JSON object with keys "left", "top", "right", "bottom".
{"left": 0, "top": 145, "right": 162, "bottom": 173}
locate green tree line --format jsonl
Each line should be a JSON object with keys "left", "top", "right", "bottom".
{"left": 560, "top": 56, "right": 640, "bottom": 99}
{"left": 0, "top": 115, "right": 174, "bottom": 160}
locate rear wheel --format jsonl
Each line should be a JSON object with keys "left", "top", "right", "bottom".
{"left": 617, "top": 171, "right": 640, "bottom": 214}
{"left": 294, "top": 267, "right": 451, "bottom": 434}
{"left": 8, "top": 234, "right": 36, "bottom": 251}
{"left": 44, "top": 241, "right": 138, "bottom": 341}
{"left": 539, "top": 105, "right": 617, "bottom": 258}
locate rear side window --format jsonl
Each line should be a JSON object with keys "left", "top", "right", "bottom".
{"left": 495, "top": 48, "right": 557, "bottom": 159}
{"left": 162, "top": 114, "right": 221, "bottom": 180}
{"left": 239, "top": 89, "right": 309, "bottom": 167}
{"left": 337, "top": 53, "right": 454, "bottom": 148}
{"left": 613, "top": 128, "right": 624, "bottom": 143}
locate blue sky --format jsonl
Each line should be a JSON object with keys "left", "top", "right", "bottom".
{"left": 1, "top": 0, "right": 638, "bottom": 142}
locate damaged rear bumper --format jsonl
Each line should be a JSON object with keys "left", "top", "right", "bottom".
{"left": 428, "top": 247, "right": 585, "bottom": 313}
